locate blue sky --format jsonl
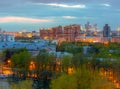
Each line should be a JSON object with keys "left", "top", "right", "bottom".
{"left": 0, "top": 0, "right": 120, "bottom": 32}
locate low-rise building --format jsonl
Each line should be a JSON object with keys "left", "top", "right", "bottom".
{"left": 75, "top": 36, "right": 102, "bottom": 43}
{"left": 111, "top": 37, "right": 120, "bottom": 43}
{"left": 0, "top": 34, "right": 14, "bottom": 42}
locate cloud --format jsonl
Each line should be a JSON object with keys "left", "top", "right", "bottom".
{"left": 47, "top": 3, "right": 86, "bottom": 8}
{"left": 62, "top": 16, "right": 77, "bottom": 19}
{"left": 0, "top": 16, "right": 52, "bottom": 23}
{"left": 33, "top": 3, "right": 86, "bottom": 8}
{"left": 101, "top": 4, "right": 111, "bottom": 7}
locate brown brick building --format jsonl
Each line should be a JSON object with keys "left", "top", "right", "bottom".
{"left": 40, "top": 24, "right": 81, "bottom": 42}
{"left": 40, "top": 26, "right": 62, "bottom": 40}
{"left": 64, "top": 24, "right": 81, "bottom": 42}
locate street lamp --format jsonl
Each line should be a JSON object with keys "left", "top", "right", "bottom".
{"left": 29, "top": 61, "right": 35, "bottom": 70}
{"left": 29, "top": 61, "right": 36, "bottom": 77}
{"left": 7, "top": 59, "right": 11, "bottom": 67}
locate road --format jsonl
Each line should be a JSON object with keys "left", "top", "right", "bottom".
{"left": 0, "top": 79, "right": 10, "bottom": 89}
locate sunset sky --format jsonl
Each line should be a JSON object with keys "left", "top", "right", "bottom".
{"left": 0, "top": 0, "right": 120, "bottom": 31}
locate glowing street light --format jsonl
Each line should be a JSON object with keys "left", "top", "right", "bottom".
{"left": 7, "top": 59, "right": 11, "bottom": 67}
{"left": 29, "top": 61, "right": 35, "bottom": 70}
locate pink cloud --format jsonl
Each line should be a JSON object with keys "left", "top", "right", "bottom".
{"left": 0, "top": 16, "right": 52, "bottom": 23}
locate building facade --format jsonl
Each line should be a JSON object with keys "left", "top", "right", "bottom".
{"left": 40, "top": 24, "right": 120, "bottom": 43}
{"left": 0, "top": 34, "right": 15, "bottom": 42}
{"left": 40, "top": 24, "right": 81, "bottom": 42}
{"left": 64, "top": 24, "right": 81, "bottom": 42}
{"left": 40, "top": 26, "right": 62, "bottom": 40}
{"left": 103, "top": 24, "right": 111, "bottom": 37}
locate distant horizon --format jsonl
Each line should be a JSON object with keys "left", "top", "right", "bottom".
{"left": 0, "top": 22, "right": 119, "bottom": 32}
{"left": 0, "top": 0, "right": 120, "bottom": 31}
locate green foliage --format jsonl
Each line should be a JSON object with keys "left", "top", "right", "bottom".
{"left": 4, "top": 42, "right": 120, "bottom": 89}
{"left": 11, "top": 50, "right": 31, "bottom": 70}
{"left": 51, "top": 67, "right": 114, "bottom": 89}
{"left": 58, "top": 42, "right": 120, "bottom": 58}
{"left": 0, "top": 50, "right": 5, "bottom": 61}
{"left": 51, "top": 67, "right": 92, "bottom": 89}
{"left": 91, "top": 77, "right": 114, "bottom": 89}
{"left": 61, "top": 55, "right": 73, "bottom": 72}
{"left": 3, "top": 48, "right": 27, "bottom": 62}
{"left": 72, "top": 54, "right": 81, "bottom": 68}
{"left": 11, "top": 80, "right": 33, "bottom": 89}
{"left": 74, "top": 67, "right": 92, "bottom": 89}
{"left": 36, "top": 49, "right": 55, "bottom": 70}
{"left": 57, "top": 42, "right": 82, "bottom": 54}
{"left": 62, "top": 55, "right": 72, "bottom": 66}
{"left": 51, "top": 74, "right": 77, "bottom": 89}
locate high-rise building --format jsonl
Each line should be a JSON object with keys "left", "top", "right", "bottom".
{"left": 103, "top": 24, "right": 111, "bottom": 37}
{"left": 40, "top": 26, "right": 62, "bottom": 40}
{"left": 64, "top": 24, "right": 81, "bottom": 42}
{"left": 94, "top": 24, "right": 97, "bottom": 31}
{"left": 40, "top": 24, "right": 81, "bottom": 41}
{"left": 85, "top": 22, "right": 92, "bottom": 32}
{"left": 85, "top": 22, "right": 93, "bottom": 36}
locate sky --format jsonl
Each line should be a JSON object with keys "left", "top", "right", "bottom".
{"left": 0, "top": 0, "right": 120, "bottom": 32}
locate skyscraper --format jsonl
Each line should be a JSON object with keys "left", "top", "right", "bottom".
{"left": 85, "top": 22, "right": 92, "bottom": 32}
{"left": 103, "top": 24, "right": 111, "bottom": 37}
{"left": 94, "top": 24, "right": 97, "bottom": 31}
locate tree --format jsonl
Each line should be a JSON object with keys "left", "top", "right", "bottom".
{"left": 91, "top": 76, "right": 114, "bottom": 89}
{"left": 11, "top": 80, "right": 33, "bottom": 89}
{"left": 35, "top": 49, "right": 55, "bottom": 71}
{"left": 3, "top": 48, "right": 27, "bottom": 62}
{"left": 11, "top": 50, "right": 31, "bottom": 70}
{"left": 51, "top": 74, "right": 77, "bottom": 89}
{"left": 51, "top": 67, "right": 92, "bottom": 89}
{"left": 33, "top": 49, "right": 55, "bottom": 89}
{"left": 62, "top": 55, "right": 73, "bottom": 73}
{"left": 11, "top": 50, "right": 31, "bottom": 81}
{"left": 72, "top": 54, "right": 81, "bottom": 68}
{"left": 51, "top": 66, "right": 114, "bottom": 89}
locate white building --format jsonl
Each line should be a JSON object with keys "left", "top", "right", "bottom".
{"left": 0, "top": 34, "right": 14, "bottom": 42}
{"left": 6, "top": 35, "right": 15, "bottom": 42}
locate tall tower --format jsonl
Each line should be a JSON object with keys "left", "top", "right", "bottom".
{"left": 103, "top": 24, "right": 111, "bottom": 37}
{"left": 94, "top": 24, "right": 97, "bottom": 31}
{"left": 85, "top": 22, "right": 92, "bottom": 32}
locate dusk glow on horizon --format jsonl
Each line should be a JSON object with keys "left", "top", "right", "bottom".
{"left": 0, "top": 16, "right": 52, "bottom": 23}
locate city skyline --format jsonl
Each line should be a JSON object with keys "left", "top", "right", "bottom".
{"left": 0, "top": 0, "right": 120, "bottom": 31}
